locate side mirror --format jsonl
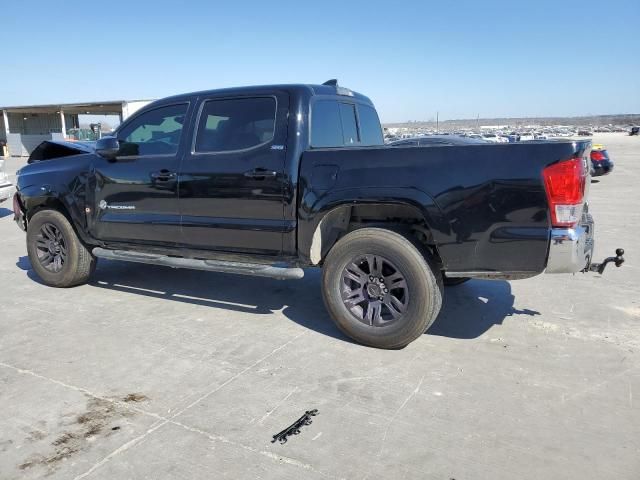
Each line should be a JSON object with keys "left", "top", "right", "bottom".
{"left": 95, "top": 136, "right": 120, "bottom": 159}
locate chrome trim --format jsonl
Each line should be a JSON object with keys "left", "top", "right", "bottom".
{"left": 545, "top": 213, "right": 594, "bottom": 274}
{"left": 445, "top": 271, "right": 539, "bottom": 280}
{"left": 92, "top": 247, "right": 304, "bottom": 280}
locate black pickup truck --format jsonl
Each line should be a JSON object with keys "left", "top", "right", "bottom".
{"left": 12, "top": 81, "right": 624, "bottom": 348}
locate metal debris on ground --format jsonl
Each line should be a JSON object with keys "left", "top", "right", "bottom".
{"left": 271, "top": 409, "right": 319, "bottom": 444}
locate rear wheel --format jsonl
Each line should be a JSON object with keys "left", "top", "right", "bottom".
{"left": 26, "top": 209, "right": 96, "bottom": 287}
{"left": 322, "top": 228, "right": 443, "bottom": 349}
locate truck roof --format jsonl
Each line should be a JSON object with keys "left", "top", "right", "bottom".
{"left": 152, "top": 83, "right": 374, "bottom": 107}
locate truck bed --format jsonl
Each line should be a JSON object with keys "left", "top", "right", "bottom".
{"left": 299, "top": 140, "right": 591, "bottom": 275}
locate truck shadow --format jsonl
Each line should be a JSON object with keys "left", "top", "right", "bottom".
{"left": 0, "top": 207, "right": 13, "bottom": 219}
{"left": 17, "top": 256, "right": 539, "bottom": 343}
{"left": 429, "top": 280, "right": 540, "bottom": 339}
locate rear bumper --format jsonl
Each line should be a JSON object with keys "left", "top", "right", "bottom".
{"left": 545, "top": 213, "right": 594, "bottom": 274}
{"left": 0, "top": 182, "right": 15, "bottom": 203}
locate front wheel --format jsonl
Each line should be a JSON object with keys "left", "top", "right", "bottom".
{"left": 26, "top": 209, "right": 96, "bottom": 287}
{"left": 322, "top": 228, "right": 443, "bottom": 349}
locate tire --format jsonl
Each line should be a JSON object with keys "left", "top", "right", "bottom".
{"left": 26, "top": 209, "right": 96, "bottom": 288}
{"left": 443, "top": 276, "right": 470, "bottom": 286}
{"left": 322, "top": 228, "right": 443, "bottom": 349}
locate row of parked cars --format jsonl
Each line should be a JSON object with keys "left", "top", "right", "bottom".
{"left": 387, "top": 135, "right": 615, "bottom": 177}
{"left": 386, "top": 132, "right": 551, "bottom": 144}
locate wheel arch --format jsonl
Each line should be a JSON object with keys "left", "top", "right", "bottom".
{"left": 26, "top": 196, "right": 71, "bottom": 223}
{"left": 22, "top": 192, "right": 94, "bottom": 247}
{"left": 300, "top": 189, "right": 449, "bottom": 267}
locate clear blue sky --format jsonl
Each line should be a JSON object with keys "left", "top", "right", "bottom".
{"left": 1, "top": 0, "right": 638, "bottom": 122}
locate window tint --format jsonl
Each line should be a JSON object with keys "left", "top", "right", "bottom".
{"left": 118, "top": 103, "right": 187, "bottom": 156}
{"left": 195, "top": 97, "right": 276, "bottom": 152}
{"left": 311, "top": 100, "right": 343, "bottom": 148}
{"left": 339, "top": 103, "right": 359, "bottom": 145}
{"left": 357, "top": 105, "right": 384, "bottom": 146}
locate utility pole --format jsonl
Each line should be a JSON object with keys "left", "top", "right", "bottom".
{"left": 436, "top": 111, "right": 439, "bottom": 133}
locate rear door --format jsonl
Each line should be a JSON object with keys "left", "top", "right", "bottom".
{"left": 177, "top": 93, "right": 289, "bottom": 255}
{"left": 90, "top": 102, "right": 190, "bottom": 245}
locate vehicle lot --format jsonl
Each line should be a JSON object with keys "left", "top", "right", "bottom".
{"left": 0, "top": 133, "right": 638, "bottom": 479}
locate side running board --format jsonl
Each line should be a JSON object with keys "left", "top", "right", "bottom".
{"left": 92, "top": 248, "right": 305, "bottom": 280}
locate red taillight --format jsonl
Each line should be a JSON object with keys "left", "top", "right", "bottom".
{"left": 591, "top": 150, "right": 606, "bottom": 162}
{"left": 543, "top": 157, "right": 585, "bottom": 227}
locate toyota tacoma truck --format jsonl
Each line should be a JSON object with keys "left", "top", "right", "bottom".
{"left": 12, "top": 81, "right": 624, "bottom": 348}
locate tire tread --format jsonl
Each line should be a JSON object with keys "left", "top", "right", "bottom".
{"left": 322, "top": 227, "right": 443, "bottom": 349}
{"left": 26, "top": 209, "right": 95, "bottom": 288}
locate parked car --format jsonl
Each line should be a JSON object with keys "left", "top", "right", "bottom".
{"left": 518, "top": 132, "right": 536, "bottom": 141}
{"left": 11, "top": 81, "right": 624, "bottom": 349}
{"left": 467, "top": 133, "right": 484, "bottom": 140}
{"left": 0, "top": 157, "right": 15, "bottom": 203}
{"left": 480, "top": 133, "right": 508, "bottom": 143}
{"left": 590, "top": 144, "right": 614, "bottom": 176}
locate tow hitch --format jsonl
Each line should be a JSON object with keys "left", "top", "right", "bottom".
{"left": 586, "top": 248, "right": 625, "bottom": 274}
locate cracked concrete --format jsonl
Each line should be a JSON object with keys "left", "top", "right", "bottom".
{"left": 1, "top": 133, "right": 639, "bottom": 479}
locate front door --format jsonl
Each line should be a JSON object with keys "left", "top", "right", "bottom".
{"left": 178, "top": 94, "right": 289, "bottom": 256}
{"left": 90, "top": 102, "right": 190, "bottom": 246}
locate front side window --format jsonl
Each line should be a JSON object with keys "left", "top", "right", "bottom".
{"left": 117, "top": 103, "right": 188, "bottom": 156}
{"left": 195, "top": 97, "right": 276, "bottom": 153}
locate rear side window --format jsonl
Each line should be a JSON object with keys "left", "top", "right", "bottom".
{"left": 357, "top": 105, "right": 384, "bottom": 146}
{"left": 195, "top": 97, "right": 276, "bottom": 153}
{"left": 311, "top": 101, "right": 343, "bottom": 148}
{"left": 339, "top": 103, "right": 359, "bottom": 145}
{"left": 312, "top": 100, "right": 382, "bottom": 148}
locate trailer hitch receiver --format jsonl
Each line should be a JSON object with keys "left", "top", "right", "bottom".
{"left": 586, "top": 248, "right": 625, "bottom": 274}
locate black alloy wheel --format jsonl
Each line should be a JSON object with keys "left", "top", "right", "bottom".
{"left": 34, "top": 222, "right": 68, "bottom": 273}
{"left": 340, "top": 254, "right": 409, "bottom": 326}
{"left": 321, "top": 228, "right": 443, "bottom": 349}
{"left": 26, "top": 209, "right": 96, "bottom": 287}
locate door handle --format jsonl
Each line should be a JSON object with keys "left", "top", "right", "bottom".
{"left": 243, "top": 168, "right": 278, "bottom": 179}
{"left": 151, "top": 170, "right": 177, "bottom": 181}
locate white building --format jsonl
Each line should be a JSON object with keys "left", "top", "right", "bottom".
{"left": 0, "top": 99, "right": 154, "bottom": 156}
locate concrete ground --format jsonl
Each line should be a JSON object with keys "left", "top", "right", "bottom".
{"left": 0, "top": 133, "right": 638, "bottom": 479}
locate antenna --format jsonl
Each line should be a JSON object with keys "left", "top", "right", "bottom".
{"left": 322, "top": 79, "right": 338, "bottom": 86}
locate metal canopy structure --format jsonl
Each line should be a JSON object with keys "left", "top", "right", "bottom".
{"left": 0, "top": 99, "right": 154, "bottom": 156}
{"left": 0, "top": 100, "right": 128, "bottom": 115}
